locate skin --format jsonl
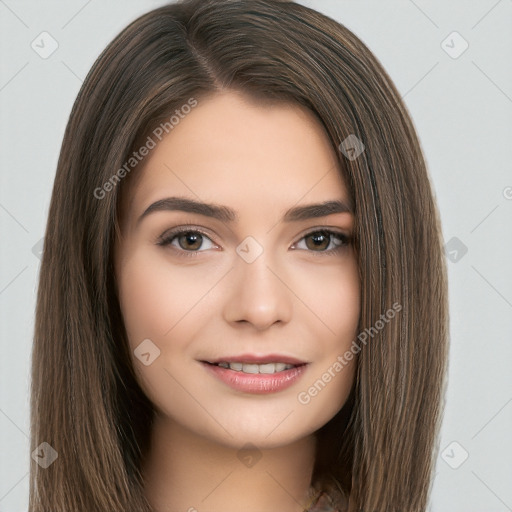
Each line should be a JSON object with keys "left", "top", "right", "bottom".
{"left": 114, "top": 90, "right": 360, "bottom": 512}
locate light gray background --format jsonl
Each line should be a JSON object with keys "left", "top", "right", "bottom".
{"left": 1, "top": 1, "right": 511, "bottom": 511}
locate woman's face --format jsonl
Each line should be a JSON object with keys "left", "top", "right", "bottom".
{"left": 114, "top": 90, "right": 360, "bottom": 449}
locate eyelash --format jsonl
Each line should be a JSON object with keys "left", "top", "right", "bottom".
{"left": 156, "top": 223, "right": 351, "bottom": 259}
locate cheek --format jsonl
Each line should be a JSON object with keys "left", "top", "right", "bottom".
{"left": 324, "top": 275, "right": 360, "bottom": 340}
{"left": 117, "top": 249, "right": 216, "bottom": 347}
{"left": 115, "top": 249, "right": 215, "bottom": 414}
{"left": 300, "top": 255, "right": 361, "bottom": 347}
{"left": 117, "top": 256, "right": 175, "bottom": 346}
{"left": 292, "top": 258, "right": 360, "bottom": 413}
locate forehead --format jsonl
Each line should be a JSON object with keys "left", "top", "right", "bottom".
{"left": 120, "top": 91, "right": 350, "bottom": 228}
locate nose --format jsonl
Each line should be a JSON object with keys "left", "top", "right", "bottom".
{"left": 222, "top": 250, "right": 293, "bottom": 331}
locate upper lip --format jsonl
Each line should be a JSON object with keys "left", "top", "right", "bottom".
{"left": 202, "top": 354, "right": 308, "bottom": 365}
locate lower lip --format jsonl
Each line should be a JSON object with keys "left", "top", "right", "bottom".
{"left": 201, "top": 362, "right": 308, "bottom": 394}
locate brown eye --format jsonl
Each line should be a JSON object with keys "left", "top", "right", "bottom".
{"left": 157, "top": 228, "right": 216, "bottom": 254}
{"left": 305, "top": 231, "right": 331, "bottom": 251}
{"left": 176, "top": 232, "right": 203, "bottom": 251}
{"left": 294, "top": 229, "right": 349, "bottom": 254}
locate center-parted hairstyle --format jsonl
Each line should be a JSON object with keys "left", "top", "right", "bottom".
{"left": 30, "top": 0, "right": 449, "bottom": 510}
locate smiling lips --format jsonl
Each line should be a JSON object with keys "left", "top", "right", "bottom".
{"left": 213, "top": 361, "right": 296, "bottom": 374}
{"left": 201, "top": 353, "right": 309, "bottom": 393}
{"left": 204, "top": 353, "right": 307, "bottom": 375}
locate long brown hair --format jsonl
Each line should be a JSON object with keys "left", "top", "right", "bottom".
{"left": 30, "top": 0, "right": 449, "bottom": 510}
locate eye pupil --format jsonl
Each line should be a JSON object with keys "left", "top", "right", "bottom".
{"left": 179, "top": 232, "right": 202, "bottom": 250}
{"left": 306, "top": 231, "right": 329, "bottom": 251}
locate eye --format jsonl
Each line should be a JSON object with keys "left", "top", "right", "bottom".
{"left": 292, "top": 229, "right": 350, "bottom": 254}
{"left": 156, "top": 226, "right": 216, "bottom": 256}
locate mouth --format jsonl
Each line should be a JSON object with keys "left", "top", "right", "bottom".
{"left": 201, "top": 353, "right": 308, "bottom": 374}
{"left": 199, "top": 354, "right": 310, "bottom": 394}
{"left": 202, "top": 360, "right": 307, "bottom": 374}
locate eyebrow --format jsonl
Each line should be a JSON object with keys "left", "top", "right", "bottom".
{"left": 136, "top": 196, "right": 353, "bottom": 226}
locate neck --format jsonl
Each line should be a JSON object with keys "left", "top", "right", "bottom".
{"left": 142, "top": 414, "right": 318, "bottom": 512}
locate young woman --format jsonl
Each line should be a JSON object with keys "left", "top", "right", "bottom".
{"left": 30, "top": 0, "right": 449, "bottom": 511}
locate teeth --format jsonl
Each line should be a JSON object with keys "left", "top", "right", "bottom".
{"left": 215, "top": 362, "right": 296, "bottom": 374}
{"left": 243, "top": 363, "right": 260, "bottom": 374}
{"left": 259, "top": 363, "right": 277, "bottom": 374}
